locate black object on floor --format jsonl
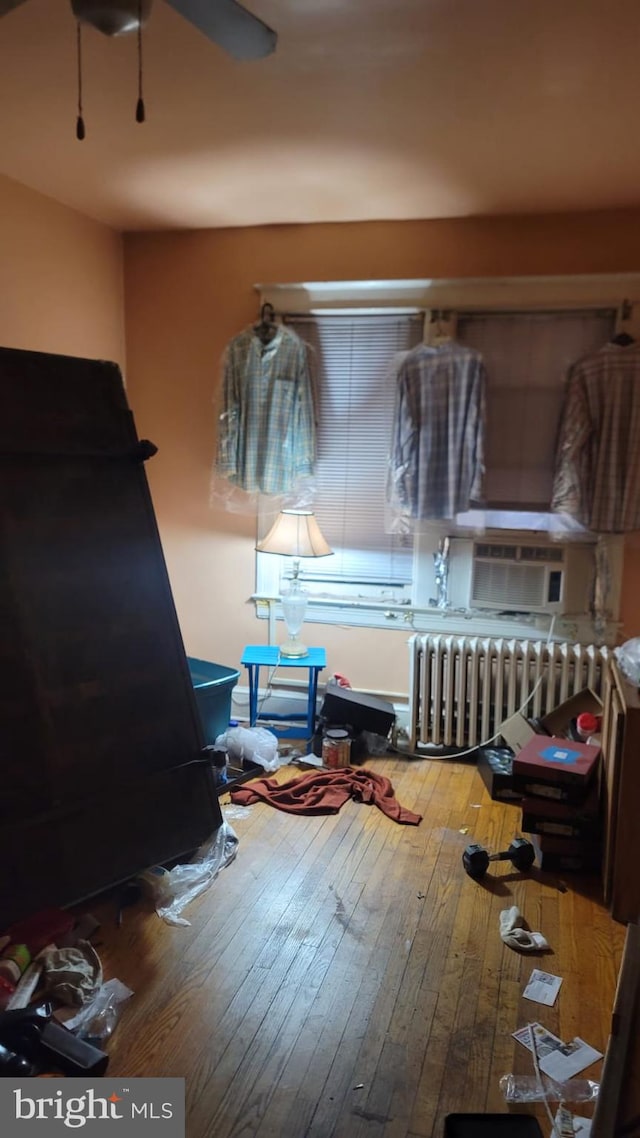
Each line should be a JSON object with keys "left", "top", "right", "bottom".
{"left": 444, "top": 1115, "right": 544, "bottom": 1136}
{"left": 222, "top": 759, "right": 264, "bottom": 795}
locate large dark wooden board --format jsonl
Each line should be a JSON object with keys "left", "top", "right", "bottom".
{"left": 0, "top": 348, "right": 221, "bottom": 924}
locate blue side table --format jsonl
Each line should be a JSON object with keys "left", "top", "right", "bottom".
{"left": 241, "top": 645, "right": 327, "bottom": 739}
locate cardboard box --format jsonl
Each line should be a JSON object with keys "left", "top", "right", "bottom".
{"left": 319, "top": 686, "right": 395, "bottom": 737}
{"left": 500, "top": 688, "right": 602, "bottom": 754}
{"left": 477, "top": 747, "right": 522, "bottom": 801}
{"left": 521, "top": 781, "right": 601, "bottom": 840}
{"left": 513, "top": 735, "right": 600, "bottom": 799}
{"left": 529, "top": 832, "right": 601, "bottom": 873}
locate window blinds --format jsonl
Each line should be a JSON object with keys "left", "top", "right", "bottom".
{"left": 285, "top": 313, "right": 423, "bottom": 586}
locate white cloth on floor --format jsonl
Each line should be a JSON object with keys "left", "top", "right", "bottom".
{"left": 499, "top": 905, "right": 548, "bottom": 953}
{"left": 40, "top": 941, "right": 103, "bottom": 1006}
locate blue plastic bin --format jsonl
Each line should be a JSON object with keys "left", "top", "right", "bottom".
{"left": 187, "top": 657, "right": 240, "bottom": 745}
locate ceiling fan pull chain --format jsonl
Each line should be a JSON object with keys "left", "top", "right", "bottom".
{"left": 136, "top": 1, "right": 146, "bottom": 124}
{"left": 75, "top": 21, "right": 86, "bottom": 140}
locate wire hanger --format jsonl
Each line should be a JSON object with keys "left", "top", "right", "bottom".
{"left": 254, "top": 302, "right": 278, "bottom": 345}
{"left": 611, "top": 298, "right": 635, "bottom": 346}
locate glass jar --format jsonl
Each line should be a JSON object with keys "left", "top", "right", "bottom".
{"left": 322, "top": 728, "right": 351, "bottom": 769}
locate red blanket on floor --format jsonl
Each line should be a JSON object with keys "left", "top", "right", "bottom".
{"left": 229, "top": 767, "right": 422, "bottom": 825}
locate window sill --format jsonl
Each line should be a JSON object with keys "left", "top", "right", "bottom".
{"left": 253, "top": 595, "right": 614, "bottom": 644}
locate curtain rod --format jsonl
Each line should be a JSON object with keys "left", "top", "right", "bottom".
{"left": 458, "top": 306, "right": 617, "bottom": 319}
{"left": 284, "top": 310, "right": 424, "bottom": 319}
{"left": 283, "top": 306, "right": 618, "bottom": 321}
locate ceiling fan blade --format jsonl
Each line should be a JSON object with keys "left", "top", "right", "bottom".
{"left": 0, "top": 0, "right": 29, "bottom": 16}
{"left": 164, "top": 0, "right": 276, "bottom": 60}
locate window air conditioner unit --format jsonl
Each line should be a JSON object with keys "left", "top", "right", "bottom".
{"left": 447, "top": 538, "right": 595, "bottom": 615}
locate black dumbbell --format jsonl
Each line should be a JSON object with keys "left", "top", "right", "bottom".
{"left": 462, "top": 837, "right": 535, "bottom": 880}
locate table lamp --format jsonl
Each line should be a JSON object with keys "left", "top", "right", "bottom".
{"left": 256, "top": 509, "right": 333, "bottom": 656}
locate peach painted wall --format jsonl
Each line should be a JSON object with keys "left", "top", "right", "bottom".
{"left": 123, "top": 210, "right": 640, "bottom": 695}
{"left": 0, "top": 173, "right": 124, "bottom": 364}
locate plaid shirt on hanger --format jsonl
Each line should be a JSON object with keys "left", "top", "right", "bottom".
{"left": 552, "top": 342, "right": 640, "bottom": 533}
{"left": 216, "top": 325, "right": 316, "bottom": 495}
{"left": 389, "top": 342, "right": 487, "bottom": 520}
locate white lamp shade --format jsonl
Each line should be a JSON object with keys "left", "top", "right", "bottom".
{"left": 256, "top": 510, "right": 332, "bottom": 558}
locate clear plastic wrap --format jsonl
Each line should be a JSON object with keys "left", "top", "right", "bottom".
{"left": 62, "top": 978, "right": 133, "bottom": 1043}
{"left": 554, "top": 1105, "right": 593, "bottom": 1136}
{"left": 222, "top": 804, "right": 252, "bottom": 820}
{"left": 209, "top": 469, "right": 318, "bottom": 516}
{"left": 361, "top": 731, "right": 391, "bottom": 756}
{"left": 141, "top": 821, "right": 239, "bottom": 927}
{"left": 499, "top": 1074, "right": 599, "bottom": 1103}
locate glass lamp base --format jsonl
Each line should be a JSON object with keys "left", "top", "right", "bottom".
{"left": 280, "top": 581, "right": 308, "bottom": 658}
{"left": 280, "top": 636, "right": 308, "bottom": 658}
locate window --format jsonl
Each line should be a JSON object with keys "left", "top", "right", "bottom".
{"left": 254, "top": 275, "right": 638, "bottom": 634}
{"left": 256, "top": 312, "right": 422, "bottom": 606}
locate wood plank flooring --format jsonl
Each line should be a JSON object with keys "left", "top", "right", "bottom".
{"left": 89, "top": 755, "right": 626, "bottom": 1137}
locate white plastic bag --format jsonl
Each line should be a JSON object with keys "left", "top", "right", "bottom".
{"left": 614, "top": 637, "right": 640, "bottom": 685}
{"left": 215, "top": 725, "right": 281, "bottom": 773}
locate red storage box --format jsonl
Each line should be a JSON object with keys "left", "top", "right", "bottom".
{"left": 512, "top": 735, "right": 600, "bottom": 802}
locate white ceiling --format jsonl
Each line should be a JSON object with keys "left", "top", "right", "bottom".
{"left": 1, "top": 0, "right": 640, "bottom": 232}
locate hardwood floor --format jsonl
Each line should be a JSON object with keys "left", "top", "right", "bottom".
{"left": 90, "top": 755, "right": 626, "bottom": 1137}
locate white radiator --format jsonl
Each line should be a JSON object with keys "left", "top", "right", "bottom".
{"left": 408, "top": 633, "right": 610, "bottom": 750}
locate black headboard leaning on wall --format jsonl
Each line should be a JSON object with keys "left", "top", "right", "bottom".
{"left": 0, "top": 346, "right": 221, "bottom": 925}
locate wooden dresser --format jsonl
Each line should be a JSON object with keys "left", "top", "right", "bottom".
{"left": 588, "top": 663, "right": 640, "bottom": 1135}
{"left": 601, "top": 658, "right": 640, "bottom": 925}
{"left": 592, "top": 922, "right": 640, "bottom": 1136}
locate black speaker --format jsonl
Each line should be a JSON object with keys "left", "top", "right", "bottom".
{"left": 320, "top": 687, "right": 395, "bottom": 737}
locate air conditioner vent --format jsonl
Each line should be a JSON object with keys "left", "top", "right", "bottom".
{"left": 475, "top": 542, "right": 565, "bottom": 564}
{"left": 475, "top": 543, "right": 518, "bottom": 560}
{"left": 472, "top": 561, "right": 546, "bottom": 609}
{"left": 520, "top": 545, "right": 564, "bottom": 563}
